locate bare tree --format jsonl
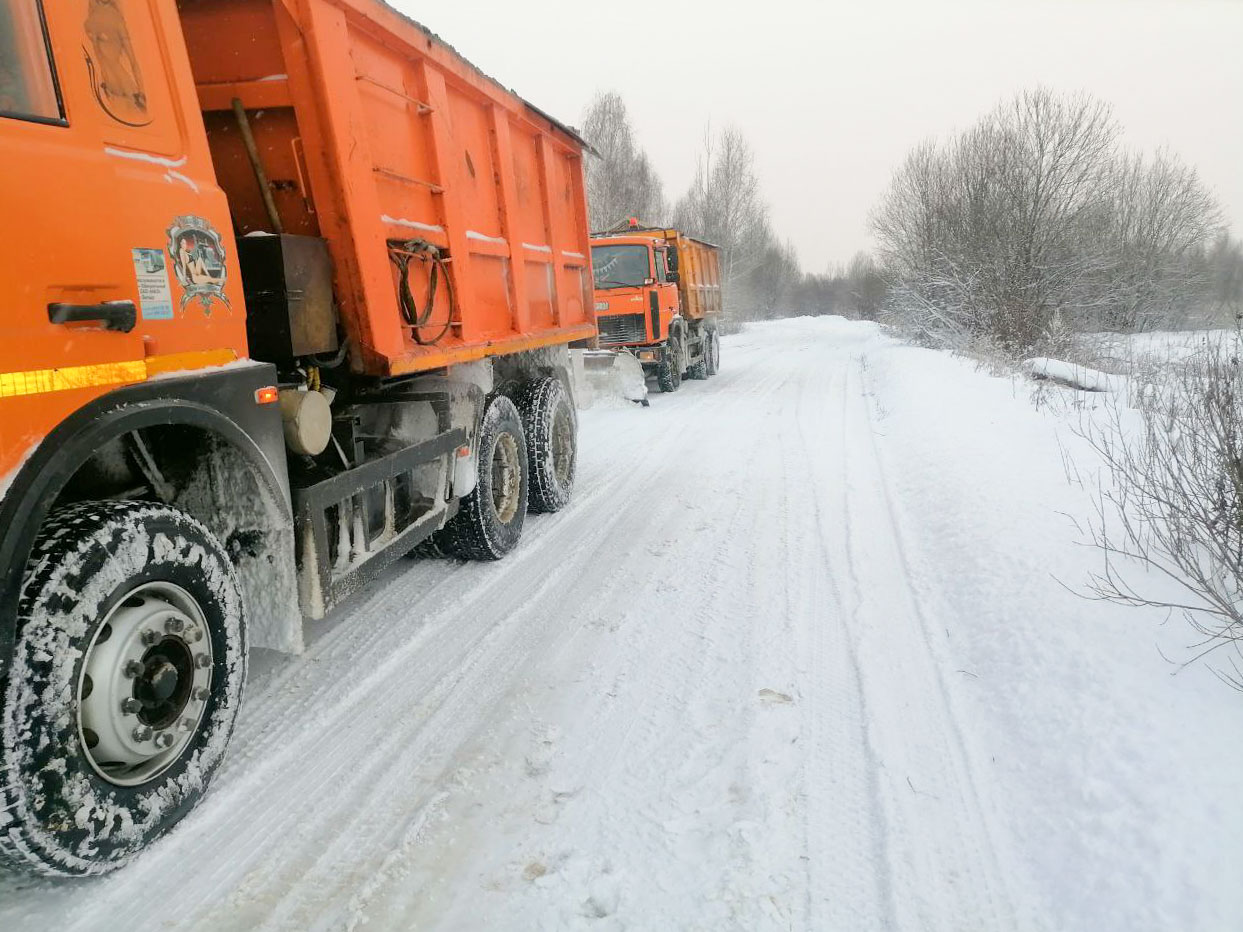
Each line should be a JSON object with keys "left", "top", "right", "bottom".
{"left": 580, "top": 91, "right": 665, "bottom": 231}
{"left": 845, "top": 252, "right": 888, "bottom": 321}
{"left": 674, "top": 126, "right": 796, "bottom": 320}
{"left": 873, "top": 88, "right": 1221, "bottom": 355}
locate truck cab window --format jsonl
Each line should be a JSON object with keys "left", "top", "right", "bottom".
{"left": 0, "top": 0, "right": 62, "bottom": 123}
{"left": 590, "top": 244, "right": 650, "bottom": 289}
{"left": 654, "top": 249, "right": 667, "bottom": 283}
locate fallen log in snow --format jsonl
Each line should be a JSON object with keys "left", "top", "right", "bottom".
{"left": 1020, "top": 357, "right": 1123, "bottom": 393}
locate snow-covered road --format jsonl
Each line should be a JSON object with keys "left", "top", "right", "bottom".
{"left": 3, "top": 317, "right": 1242, "bottom": 930}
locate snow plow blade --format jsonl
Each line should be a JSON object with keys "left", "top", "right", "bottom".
{"left": 569, "top": 349, "right": 649, "bottom": 408}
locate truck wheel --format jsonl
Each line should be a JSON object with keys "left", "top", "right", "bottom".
{"left": 435, "top": 394, "right": 529, "bottom": 559}
{"left": 687, "top": 333, "right": 709, "bottom": 381}
{"left": 515, "top": 377, "right": 577, "bottom": 513}
{"left": 657, "top": 335, "right": 683, "bottom": 393}
{"left": 0, "top": 501, "right": 246, "bottom": 876}
{"left": 706, "top": 330, "right": 721, "bottom": 377}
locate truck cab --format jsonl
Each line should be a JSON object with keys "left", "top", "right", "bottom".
{"left": 590, "top": 224, "right": 722, "bottom": 392}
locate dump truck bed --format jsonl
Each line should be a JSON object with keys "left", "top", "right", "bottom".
{"left": 667, "top": 232, "right": 723, "bottom": 321}
{"left": 180, "top": 0, "right": 596, "bottom": 376}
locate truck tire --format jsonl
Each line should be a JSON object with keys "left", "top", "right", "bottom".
{"left": 515, "top": 377, "right": 577, "bottom": 513}
{"left": 657, "top": 334, "right": 683, "bottom": 393}
{"left": 706, "top": 329, "right": 721, "bottom": 377}
{"left": 0, "top": 501, "right": 246, "bottom": 876}
{"left": 687, "top": 332, "right": 709, "bottom": 381}
{"left": 434, "top": 394, "right": 529, "bottom": 559}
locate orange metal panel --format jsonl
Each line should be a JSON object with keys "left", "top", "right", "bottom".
{"left": 183, "top": 0, "right": 595, "bottom": 376}
{"left": 1, "top": 0, "right": 249, "bottom": 479}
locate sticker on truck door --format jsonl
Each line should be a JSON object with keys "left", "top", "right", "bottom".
{"left": 166, "top": 216, "right": 229, "bottom": 313}
{"left": 84, "top": 0, "right": 152, "bottom": 127}
{"left": 130, "top": 248, "right": 173, "bottom": 320}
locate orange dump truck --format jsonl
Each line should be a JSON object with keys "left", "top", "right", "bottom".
{"left": 0, "top": 0, "right": 593, "bottom": 875}
{"left": 590, "top": 225, "right": 723, "bottom": 391}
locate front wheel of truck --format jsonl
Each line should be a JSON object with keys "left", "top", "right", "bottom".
{"left": 657, "top": 335, "right": 683, "bottom": 393}
{"left": 516, "top": 377, "right": 577, "bottom": 513}
{"left": 434, "top": 394, "right": 529, "bottom": 560}
{"left": 0, "top": 501, "right": 246, "bottom": 877}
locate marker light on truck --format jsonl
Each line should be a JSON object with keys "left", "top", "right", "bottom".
{"left": 255, "top": 386, "right": 280, "bottom": 405}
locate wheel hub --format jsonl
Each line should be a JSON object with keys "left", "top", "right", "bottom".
{"left": 491, "top": 432, "right": 521, "bottom": 524}
{"left": 77, "top": 582, "right": 213, "bottom": 786}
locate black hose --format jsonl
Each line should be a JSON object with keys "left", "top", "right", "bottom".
{"left": 387, "top": 238, "right": 455, "bottom": 345}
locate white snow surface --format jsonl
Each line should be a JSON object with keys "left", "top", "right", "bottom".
{"left": 3, "top": 317, "right": 1242, "bottom": 929}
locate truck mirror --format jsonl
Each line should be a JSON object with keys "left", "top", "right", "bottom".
{"left": 667, "top": 246, "right": 680, "bottom": 272}
{"left": 666, "top": 270, "right": 680, "bottom": 283}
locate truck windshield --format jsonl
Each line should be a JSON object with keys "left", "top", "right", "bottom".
{"left": 591, "top": 245, "right": 649, "bottom": 289}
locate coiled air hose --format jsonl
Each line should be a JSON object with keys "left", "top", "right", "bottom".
{"left": 387, "top": 238, "right": 456, "bottom": 345}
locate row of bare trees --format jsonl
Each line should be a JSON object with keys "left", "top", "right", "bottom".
{"left": 871, "top": 88, "right": 1232, "bottom": 356}
{"left": 581, "top": 94, "right": 816, "bottom": 324}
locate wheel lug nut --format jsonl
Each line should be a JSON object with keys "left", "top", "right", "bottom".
{"left": 140, "top": 628, "right": 159, "bottom": 646}
{"left": 190, "top": 627, "right": 204, "bottom": 642}
{"left": 132, "top": 725, "right": 153, "bottom": 742}
{"left": 153, "top": 732, "right": 175, "bottom": 749}
{"left": 121, "top": 698, "right": 142, "bottom": 714}
{"left": 194, "top": 653, "right": 210, "bottom": 669}
{"left": 124, "top": 660, "right": 144, "bottom": 678}
{"left": 179, "top": 717, "right": 195, "bottom": 733}
{"left": 192, "top": 687, "right": 210, "bottom": 702}
{"left": 165, "top": 617, "right": 185, "bottom": 635}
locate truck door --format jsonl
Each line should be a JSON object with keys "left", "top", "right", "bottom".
{"left": 652, "top": 246, "right": 679, "bottom": 339}
{"left": 0, "top": 0, "right": 245, "bottom": 420}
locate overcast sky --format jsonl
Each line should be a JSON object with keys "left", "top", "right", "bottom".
{"left": 400, "top": 0, "right": 1243, "bottom": 273}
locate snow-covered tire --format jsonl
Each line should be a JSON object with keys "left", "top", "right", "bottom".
{"left": 515, "top": 377, "right": 577, "bottom": 513}
{"left": 0, "top": 501, "right": 246, "bottom": 877}
{"left": 657, "top": 334, "right": 683, "bottom": 393}
{"left": 687, "top": 333, "right": 709, "bottom": 381}
{"left": 705, "top": 329, "right": 720, "bottom": 377}
{"left": 434, "top": 395, "right": 529, "bottom": 560}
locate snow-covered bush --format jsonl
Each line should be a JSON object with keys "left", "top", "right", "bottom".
{"left": 871, "top": 88, "right": 1221, "bottom": 356}
{"left": 1081, "top": 332, "right": 1243, "bottom": 681}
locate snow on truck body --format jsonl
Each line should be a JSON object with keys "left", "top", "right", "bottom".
{"left": 0, "top": 0, "right": 590, "bottom": 876}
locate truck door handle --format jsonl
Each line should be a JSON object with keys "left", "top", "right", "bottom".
{"left": 48, "top": 300, "right": 138, "bottom": 333}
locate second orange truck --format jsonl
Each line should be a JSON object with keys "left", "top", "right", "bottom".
{"left": 590, "top": 223, "right": 723, "bottom": 391}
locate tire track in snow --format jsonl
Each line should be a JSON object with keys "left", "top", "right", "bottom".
{"left": 790, "top": 354, "right": 896, "bottom": 930}
{"left": 375, "top": 344, "right": 803, "bottom": 929}
{"left": 823, "top": 350, "right": 1019, "bottom": 930}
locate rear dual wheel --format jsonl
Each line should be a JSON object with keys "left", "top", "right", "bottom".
{"left": 515, "top": 377, "right": 577, "bottom": 513}
{"left": 705, "top": 328, "right": 721, "bottom": 377}
{"left": 434, "top": 394, "right": 530, "bottom": 560}
{"left": 1, "top": 502, "right": 245, "bottom": 876}
{"left": 434, "top": 378, "right": 579, "bottom": 559}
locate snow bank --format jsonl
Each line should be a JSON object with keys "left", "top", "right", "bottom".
{"left": 867, "top": 340, "right": 1243, "bottom": 932}
{"left": 1021, "top": 357, "right": 1124, "bottom": 393}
